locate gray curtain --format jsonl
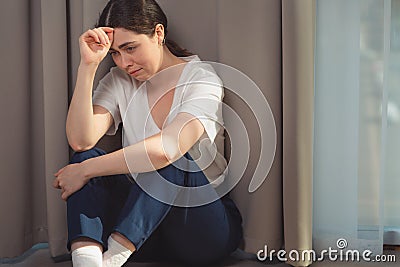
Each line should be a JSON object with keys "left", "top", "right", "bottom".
{"left": 0, "top": 1, "right": 315, "bottom": 266}
{"left": 0, "top": 0, "right": 69, "bottom": 258}
{"left": 215, "top": 0, "right": 284, "bottom": 254}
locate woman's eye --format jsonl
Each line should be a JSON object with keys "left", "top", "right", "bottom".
{"left": 126, "top": 46, "right": 136, "bottom": 53}
{"left": 109, "top": 51, "right": 118, "bottom": 56}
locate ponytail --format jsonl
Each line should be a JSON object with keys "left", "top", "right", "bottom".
{"left": 165, "top": 39, "right": 193, "bottom": 57}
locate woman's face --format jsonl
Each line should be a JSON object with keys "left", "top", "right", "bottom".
{"left": 109, "top": 28, "right": 162, "bottom": 81}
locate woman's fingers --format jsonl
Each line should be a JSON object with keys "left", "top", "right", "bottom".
{"left": 52, "top": 178, "right": 59, "bottom": 189}
{"left": 54, "top": 166, "right": 65, "bottom": 177}
{"left": 100, "top": 27, "right": 114, "bottom": 40}
{"left": 61, "top": 184, "right": 68, "bottom": 200}
{"left": 53, "top": 166, "right": 66, "bottom": 189}
{"left": 83, "top": 29, "right": 101, "bottom": 44}
{"left": 101, "top": 27, "right": 114, "bottom": 43}
{"left": 101, "top": 27, "right": 114, "bottom": 33}
{"left": 86, "top": 27, "right": 113, "bottom": 45}
{"left": 92, "top": 28, "right": 109, "bottom": 45}
{"left": 61, "top": 189, "right": 68, "bottom": 201}
{"left": 53, "top": 179, "right": 62, "bottom": 190}
{"left": 61, "top": 185, "right": 74, "bottom": 201}
{"left": 106, "top": 31, "right": 113, "bottom": 44}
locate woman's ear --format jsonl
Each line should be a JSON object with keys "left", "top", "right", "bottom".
{"left": 154, "top": 24, "right": 165, "bottom": 45}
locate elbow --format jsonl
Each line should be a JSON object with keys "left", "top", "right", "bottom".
{"left": 70, "top": 144, "right": 94, "bottom": 153}
{"left": 144, "top": 135, "right": 179, "bottom": 167}
{"left": 160, "top": 135, "right": 181, "bottom": 163}
{"left": 69, "top": 141, "right": 95, "bottom": 152}
{"left": 67, "top": 131, "right": 96, "bottom": 152}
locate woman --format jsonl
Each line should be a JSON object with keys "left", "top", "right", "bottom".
{"left": 53, "top": 0, "right": 243, "bottom": 266}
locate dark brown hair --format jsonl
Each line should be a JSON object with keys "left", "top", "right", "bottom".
{"left": 96, "top": 0, "right": 193, "bottom": 57}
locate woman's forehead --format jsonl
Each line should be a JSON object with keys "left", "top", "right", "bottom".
{"left": 112, "top": 28, "right": 148, "bottom": 47}
{"left": 113, "top": 28, "right": 139, "bottom": 41}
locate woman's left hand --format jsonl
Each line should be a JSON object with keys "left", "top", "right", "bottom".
{"left": 53, "top": 163, "right": 89, "bottom": 201}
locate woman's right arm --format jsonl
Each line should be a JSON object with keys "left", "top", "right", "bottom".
{"left": 66, "top": 27, "right": 114, "bottom": 152}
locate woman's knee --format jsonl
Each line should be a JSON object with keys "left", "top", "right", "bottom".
{"left": 70, "top": 147, "right": 107, "bottom": 164}
{"left": 156, "top": 155, "right": 208, "bottom": 187}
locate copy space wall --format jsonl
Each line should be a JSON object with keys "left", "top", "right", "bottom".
{"left": 158, "top": 0, "right": 284, "bottom": 253}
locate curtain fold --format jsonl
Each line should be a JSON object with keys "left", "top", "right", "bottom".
{"left": 0, "top": 0, "right": 70, "bottom": 258}
{"left": 0, "top": 0, "right": 34, "bottom": 257}
{"left": 38, "top": 0, "right": 70, "bottom": 257}
{"left": 282, "top": 0, "right": 315, "bottom": 266}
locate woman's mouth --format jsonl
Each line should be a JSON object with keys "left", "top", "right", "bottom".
{"left": 129, "top": 68, "right": 142, "bottom": 75}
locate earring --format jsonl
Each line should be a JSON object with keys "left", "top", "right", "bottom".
{"left": 162, "top": 38, "right": 166, "bottom": 45}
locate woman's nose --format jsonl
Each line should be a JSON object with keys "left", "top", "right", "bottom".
{"left": 121, "top": 54, "right": 133, "bottom": 68}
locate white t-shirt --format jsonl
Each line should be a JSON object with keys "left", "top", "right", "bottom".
{"left": 93, "top": 55, "right": 227, "bottom": 187}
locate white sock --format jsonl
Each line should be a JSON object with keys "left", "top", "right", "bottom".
{"left": 102, "top": 236, "right": 133, "bottom": 267}
{"left": 71, "top": 245, "right": 102, "bottom": 267}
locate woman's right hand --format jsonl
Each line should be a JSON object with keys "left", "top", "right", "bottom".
{"left": 79, "top": 27, "right": 114, "bottom": 66}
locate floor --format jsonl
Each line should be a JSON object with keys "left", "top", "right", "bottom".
{"left": 0, "top": 245, "right": 288, "bottom": 267}
{"left": 1, "top": 246, "right": 400, "bottom": 267}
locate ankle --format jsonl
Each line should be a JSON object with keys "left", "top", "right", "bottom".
{"left": 71, "top": 246, "right": 102, "bottom": 267}
{"left": 111, "top": 232, "right": 136, "bottom": 252}
{"left": 102, "top": 236, "right": 133, "bottom": 267}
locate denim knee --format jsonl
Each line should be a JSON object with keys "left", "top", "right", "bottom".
{"left": 154, "top": 153, "right": 208, "bottom": 187}
{"left": 70, "top": 147, "right": 106, "bottom": 164}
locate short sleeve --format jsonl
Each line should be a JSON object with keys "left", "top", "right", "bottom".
{"left": 177, "top": 69, "right": 224, "bottom": 143}
{"left": 92, "top": 69, "right": 122, "bottom": 135}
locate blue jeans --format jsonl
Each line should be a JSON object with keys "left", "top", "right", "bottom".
{"left": 67, "top": 147, "right": 243, "bottom": 266}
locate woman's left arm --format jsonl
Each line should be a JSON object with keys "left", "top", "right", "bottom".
{"left": 53, "top": 112, "right": 204, "bottom": 200}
